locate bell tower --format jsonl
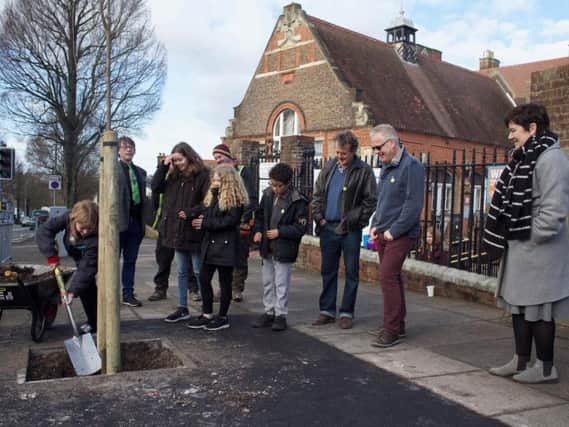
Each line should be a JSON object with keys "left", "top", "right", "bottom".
{"left": 385, "top": 10, "right": 418, "bottom": 63}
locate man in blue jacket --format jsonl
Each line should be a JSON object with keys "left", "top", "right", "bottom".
{"left": 370, "top": 124, "right": 424, "bottom": 348}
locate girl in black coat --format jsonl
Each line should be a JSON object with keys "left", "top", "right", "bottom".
{"left": 36, "top": 200, "right": 99, "bottom": 332}
{"left": 187, "top": 164, "right": 248, "bottom": 331}
{"left": 151, "top": 142, "right": 210, "bottom": 323}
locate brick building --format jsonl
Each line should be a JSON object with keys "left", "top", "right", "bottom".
{"left": 531, "top": 64, "right": 569, "bottom": 152}
{"left": 479, "top": 52, "right": 569, "bottom": 153}
{"left": 224, "top": 3, "right": 513, "bottom": 162}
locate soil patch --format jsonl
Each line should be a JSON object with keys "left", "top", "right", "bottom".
{"left": 26, "top": 339, "right": 183, "bottom": 381}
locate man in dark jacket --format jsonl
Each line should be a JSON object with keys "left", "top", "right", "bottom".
{"left": 369, "top": 124, "right": 424, "bottom": 348}
{"left": 212, "top": 143, "right": 257, "bottom": 301}
{"left": 118, "top": 136, "right": 148, "bottom": 307}
{"left": 311, "top": 131, "right": 377, "bottom": 329}
{"left": 252, "top": 163, "right": 308, "bottom": 331}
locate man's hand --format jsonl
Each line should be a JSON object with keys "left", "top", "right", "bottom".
{"left": 66, "top": 292, "right": 74, "bottom": 305}
{"left": 383, "top": 230, "right": 394, "bottom": 241}
{"left": 370, "top": 227, "right": 378, "bottom": 240}
{"left": 266, "top": 229, "right": 279, "bottom": 240}
{"left": 178, "top": 210, "right": 187, "bottom": 220}
{"left": 253, "top": 232, "right": 262, "bottom": 243}
{"left": 319, "top": 219, "right": 327, "bottom": 226}
{"left": 240, "top": 223, "right": 251, "bottom": 231}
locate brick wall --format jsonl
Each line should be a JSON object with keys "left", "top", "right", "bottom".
{"left": 231, "top": 140, "right": 259, "bottom": 165}
{"left": 296, "top": 236, "right": 498, "bottom": 307}
{"left": 531, "top": 64, "right": 569, "bottom": 152}
{"left": 234, "top": 65, "right": 355, "bottom": 138}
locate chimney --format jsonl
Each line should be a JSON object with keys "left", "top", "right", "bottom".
{"left": 479, "top": 50, "right": 500, "bottom": 70}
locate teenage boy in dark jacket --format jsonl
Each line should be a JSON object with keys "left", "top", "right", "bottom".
{"left": 251, "top": 163, "right": 309, "bottom": 331}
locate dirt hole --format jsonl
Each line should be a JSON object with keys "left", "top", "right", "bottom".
{"left": 26, "top": 339, "right": 183, "bottom": 381}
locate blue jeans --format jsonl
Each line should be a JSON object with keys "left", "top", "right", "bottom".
{"left": 175, "top": 249, "right": 201, "bottom": 308}
{"left": 119, "top": 218, "right": 144, "bottom": 300}
{"left": 319, "top": 222, "right": 362, "bottom": 318}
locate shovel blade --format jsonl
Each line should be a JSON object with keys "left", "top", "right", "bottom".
{"left": 64, "top": 334, "right": 102, "bottom": 376}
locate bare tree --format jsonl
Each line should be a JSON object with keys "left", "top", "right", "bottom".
{"left": 0, "top": 0, "right": 166, "bottom": 205}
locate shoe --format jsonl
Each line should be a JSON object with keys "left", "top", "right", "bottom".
{"left": 186, "top": 314, "right": 213, "bottom": 329}
{"left": 371, "top": 330, "right": 400, "bottom": 348}
{"left": 339, "top": 317, "right": 353, "bottom": 329}
{"left": 190, "top": 292, "right": 202, "bottom": 302}
{"left": 79, "top": 323, "right": 92, "bottom": 334}
{"left": 122, "top": 295, "right": 143, "bottom": 307}
{"left": 312, "top": 314, "right": 335, "bottom": 326}
{"left": 204, "top": 316, "right": 230, "bottom": 331}
{"left": 164, "top": 307, "right": 191, "bottom": 323}
{"left": 148, "top": 290, "right": 167, "bottom": 301}
{"left": 272, "top": 315, "right": 287, "bottom": 332}
{"left": 513, "top": 360, "right": 559, "bottom": 384}
{"left": 252, "top": 313, "right": 274, "bottom": 328}
{"left": 489, "top": 355, "right": 522, "bottom": 377}
{"left": 368, "top": 324, "right": 406, "bottom": 338}
{"left": 233, "top": 291, "right": 243, "bottom": 302}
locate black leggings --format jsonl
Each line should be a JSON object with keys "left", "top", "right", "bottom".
{"left": 79, "top": 282, "right": 98, "bottom": 332}
{"left": 200, "top": 263, "right": 233, "bottom": 317}
{"left": 512, "top": 314, "right": 555, "bottom": 362}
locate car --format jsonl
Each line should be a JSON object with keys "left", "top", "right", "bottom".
{"left": 20, "top": 216, "right": 34, "bottom": 227}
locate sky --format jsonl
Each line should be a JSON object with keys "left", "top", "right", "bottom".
{"left": 1, "top": 0, "right": 568, "bottom": 173}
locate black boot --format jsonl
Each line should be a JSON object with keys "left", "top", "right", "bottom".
{"left": 148, "top": 289, "right": 167, "bottom": 301}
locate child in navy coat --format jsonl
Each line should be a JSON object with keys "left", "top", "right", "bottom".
{"left": 252, "top": 163, "right": 308, "bottom": 331}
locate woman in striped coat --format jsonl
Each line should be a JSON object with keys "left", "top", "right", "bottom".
{"left": 485, "top": 104, "right": 569, "bottom": 384}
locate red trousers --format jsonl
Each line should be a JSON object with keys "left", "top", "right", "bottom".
{"left": 377, "top": 234, "right": 414, "bottom": 334}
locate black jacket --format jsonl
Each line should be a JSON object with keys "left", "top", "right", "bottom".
{"left": 311, "top": 156, "right": 377, "bottom": 235}
{"left": 36, "top": 213, "right": 97, "bottom": 296}
{"left": 151, "top": 162, "right": 210, "bottom": 252}
{"left": 237, "top": 165, "right": 257, "bottom": 224}
{"left": 200, "top": 191, "right": 243, "bottom": 267}
{"left": 253, "top": 187, "right": 308, "bottom": 263}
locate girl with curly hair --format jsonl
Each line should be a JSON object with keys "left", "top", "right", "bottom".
{"left": 187, "top": 164, "right": 248, "bottom": 330}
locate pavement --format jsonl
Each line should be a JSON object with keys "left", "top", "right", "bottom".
{"left": 1, "top": 237, "right": 568, "bottom": 426}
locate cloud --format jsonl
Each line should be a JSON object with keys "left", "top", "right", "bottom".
{"left": 0, "top": 0, "right": 567, "bottom": 174}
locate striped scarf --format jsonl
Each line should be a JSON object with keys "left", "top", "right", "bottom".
{"left": 483, "top": 130, "right": 557, "bottom": 260}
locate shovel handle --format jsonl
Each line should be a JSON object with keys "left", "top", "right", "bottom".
{"left": 53, "top": 266, "right": 81, "bottom": 337}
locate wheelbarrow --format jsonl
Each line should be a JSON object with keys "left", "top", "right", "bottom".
{"left": 0, "top": 264, "right": 74, "bottom": 342}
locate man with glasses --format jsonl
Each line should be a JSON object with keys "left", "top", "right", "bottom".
{"left": 118, "top": 136, "right": 148, "bottom": 307}
{"left": 311, "top": 131, "right": 377, "bottom": 329}
{"left": 369, "top": 124, "right": 424, "bottom": 347}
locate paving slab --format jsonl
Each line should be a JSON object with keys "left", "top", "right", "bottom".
{"left": 357, "top": 348, "right": 479, "bottom": 379}
{"left": 496, "top": 403, "right": 569, "bottom": 427}
{"left": 414, "top": 370, "right": 565, "bottom": 416}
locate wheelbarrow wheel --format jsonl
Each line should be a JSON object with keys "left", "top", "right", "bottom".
{"left": 44, "top": 302, "right": 58, "bottom": 329}
{"left": 31, "top": 307, "right": 47, "bottom": 342}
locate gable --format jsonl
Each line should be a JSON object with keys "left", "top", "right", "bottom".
{"left": 231, "top": 5, "right": 357, "bottom": 138}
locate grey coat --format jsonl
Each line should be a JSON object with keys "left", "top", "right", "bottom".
{"left": 497, "top": 143, "right": 569, "bottom": 306}
{"left": 118, "top": 160, "right": 148, "bottom": 233}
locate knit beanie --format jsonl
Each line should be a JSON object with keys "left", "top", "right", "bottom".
{"left": 212, "top": 143, "right": 234, "bottom": 160}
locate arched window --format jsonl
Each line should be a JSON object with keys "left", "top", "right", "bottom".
{"left": 272, "top": 109, "right": 299, "bottom": 153}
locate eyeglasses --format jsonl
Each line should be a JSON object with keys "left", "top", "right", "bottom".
{"left": 372, "top": 139, "right": 391, "bottom": 152}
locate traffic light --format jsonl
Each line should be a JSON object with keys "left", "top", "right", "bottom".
{"left": 0, "top": 147, "right": 15, "bottom": 180}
